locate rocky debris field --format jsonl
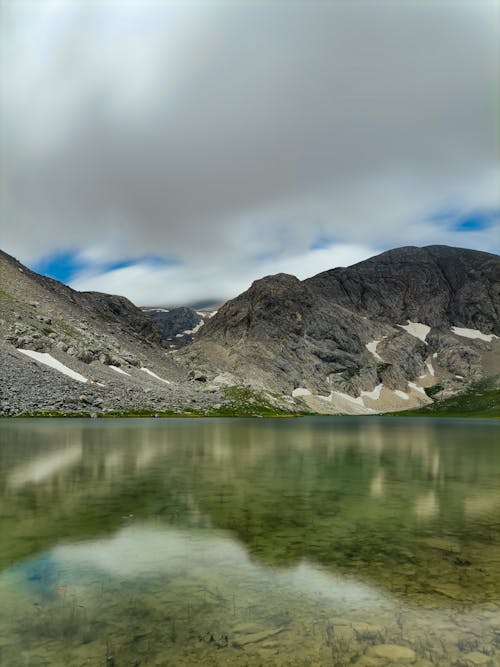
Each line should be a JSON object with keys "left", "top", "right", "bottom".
{"left": 0, "top": 341, "right": 227, "bottom": 416}
{"left": 0, "top": 250, "right": 230, "bottom": 416}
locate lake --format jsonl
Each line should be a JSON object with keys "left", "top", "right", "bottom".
{"left": 0, "top": 417, "right": 499, "bottom": 666}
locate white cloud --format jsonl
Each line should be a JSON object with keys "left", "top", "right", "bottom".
{"left": 71, "top": 243, "right": 376, "bottom": 305}
{"left": 1, "top": 0, "right": 499, "bottom": 299}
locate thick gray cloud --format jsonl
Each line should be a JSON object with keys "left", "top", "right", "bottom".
{"left": 1, "top": 0, "right": 498, "bottom": 304}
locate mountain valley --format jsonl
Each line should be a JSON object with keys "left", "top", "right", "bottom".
{"left": 1, "top": 245, "right": 499, "bottom": 417}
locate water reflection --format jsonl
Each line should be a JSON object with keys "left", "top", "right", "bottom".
{"left": 0, "top": 417, "right": 499, "bottom": 666}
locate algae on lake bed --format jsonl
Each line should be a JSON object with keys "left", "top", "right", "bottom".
{"left": 0, "top": 417, "right": 499, "bottom": 665}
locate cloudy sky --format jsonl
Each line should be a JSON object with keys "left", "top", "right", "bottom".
{"left": 1, "top": 0, "right": 498, "bottom": 305}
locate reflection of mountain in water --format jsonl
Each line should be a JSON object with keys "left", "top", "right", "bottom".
{"left": 1, "top": 418, "right": 499, "bottom": 603}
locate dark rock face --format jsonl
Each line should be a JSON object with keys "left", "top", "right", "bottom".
{"left": 206, "top": 274, "right": 312, "bottom": 342}
{"left": 79, "top": 292, "right": 163, "bottom": 344}
{"left": 186, "top": 246, "right": 500, "bottom": 406}
{"left": 305, "top": 246, "right": 500, "bottom": 333}
{"left": 142, "top": 307, "right": 203, "bottom": 347}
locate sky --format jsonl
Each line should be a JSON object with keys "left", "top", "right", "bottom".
{"left": 1, "top": 0, "right": 499, "bottom": 306}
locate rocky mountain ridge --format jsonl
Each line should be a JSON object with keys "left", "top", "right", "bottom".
{"left": 0, "top": 245, "right": 499, "bottom": 415}
{"left": 0, "top": 250, "right": 224, "bottom": 415}
{"left": 182, "top": 245, "right": 500, "bottom": 414}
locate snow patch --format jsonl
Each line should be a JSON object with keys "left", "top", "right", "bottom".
{"left": 451, "top": 326, "right": 498, "bottom": 342}
{"left": 292, "top": 387, "right": 312, "bottom": 398}
{"left": 17, "top": 349, "right": 88, "bottom": 383}
{"left": 425, "top": 361, "right": 435, "bottom": 376}
{"left": 361, "top": 384, "right": 383, "bottom": 400}
{"left": 432, "top": 352, "right": 438, "bottom": 359}
{"left": 332, "top": 391, "right": 365, "bottom": 406}
{"left": 182, "top": 320, "right": 204, "bottom": 336}
{"left": 394, "top": 390, "right": 409, "bottom": 400}
{"left": 331, "top": 391, "right": 377, "bottom": 414}
{"left": 110, "top": 365, "right": 130, "bottom": 376}
{"left": 141, "top": 368, "right": 171, "bottom": 384}
{"left": 408, "top": 381, "right": 426, "bottom": 395}
{"left": 398, "top": 321, "right": 431, "bottom": 343}
{"left": 366, "top": 340, "right": 383, "bottom": 361}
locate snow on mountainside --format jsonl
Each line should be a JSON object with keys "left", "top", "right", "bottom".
{"left": 0, "top": 245, "right": 499, "bottom": 415}
{"left": 181, "top": 245, "right": 500, "bottom": 414}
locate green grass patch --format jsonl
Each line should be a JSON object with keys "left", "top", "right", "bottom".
{"left": 424, "top": 384, "right": 444, "bottom": 398}
{"left": 387, "top": 378, "right": 500, "bottom": 418}
{"left": 211, "top": 386, "right": 296, "bottom": 417}
{"left": 54, "top": 320, "right": 81, "bottom": 340}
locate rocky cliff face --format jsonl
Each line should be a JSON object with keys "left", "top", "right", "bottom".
{"left": 182, "top": 246, "right": 500, "bottom": 414}
{"left": 305, "top": 245, "right": 500, "bottom": 331}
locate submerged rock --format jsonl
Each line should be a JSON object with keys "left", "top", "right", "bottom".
{"left": 366, "top": 643, "right": 416, "bottom": 663}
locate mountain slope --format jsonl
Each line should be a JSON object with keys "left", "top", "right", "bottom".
{"left": 0, "top": 250, "right": 222, "bottom": 415}
{"left": 181, "top": 246, "right": 500, "bottom": 414}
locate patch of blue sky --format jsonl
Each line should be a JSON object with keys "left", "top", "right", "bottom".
{"left": 33, "top": 249, "right": 86, "bottom": 283}
{"left": 429, "top": 207, "right": 499, "bottom": 232}
{"left": 32, "top": 249, "right": 179, "bottom": 283}
{"left": 452, "top": 210, "right": 498, "bottom": 232}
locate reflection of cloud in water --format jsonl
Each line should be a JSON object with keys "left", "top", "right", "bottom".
{"left": 54, "top": 524, "right": 245, "bottom": 577}
{"left": 53, "top": 524, "right": 386, "bottom": 607}
{"left": 8, "top": 444, "right": 82, "bottom": 488}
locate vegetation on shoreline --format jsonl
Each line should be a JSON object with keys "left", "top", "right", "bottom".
{"left": 3, "top": 382, "right": 500, "bottom": 419}
{"left": 2, "top": 386, "right": 305, "bottom": 419}
{"left": 387, "top": 378, "right": 500, "bottom": 418}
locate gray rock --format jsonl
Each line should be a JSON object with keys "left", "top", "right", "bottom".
{"left": 183, "top": 246, "right": 499, "bottom": 408}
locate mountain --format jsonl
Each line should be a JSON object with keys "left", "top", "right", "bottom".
{"left": 141, "top": 306, "right": 218, "bottom": 348}
{"left": 1, "top": 245, "right": 499, "bottom": 416}
{"left": 181, "top": 245, "right": 500, "bottom": 414}
{"left": 0, "top": 250, "right": 224, "bottom": 415}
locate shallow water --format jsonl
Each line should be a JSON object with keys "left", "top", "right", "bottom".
{"left": 0, "top": 417, "right": 499, "bottom": 666}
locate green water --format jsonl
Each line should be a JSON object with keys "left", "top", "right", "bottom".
{"left": 0, "top": 418, "right": 499, "bottom": 666}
